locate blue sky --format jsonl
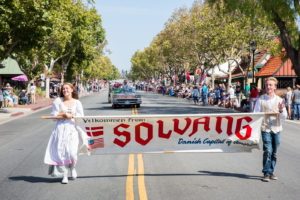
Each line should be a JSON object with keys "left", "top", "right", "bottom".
{"left": 94, "top": 0, "right": 195, "bottom": 72}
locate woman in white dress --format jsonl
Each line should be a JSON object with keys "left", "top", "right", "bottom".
{"left": 44, "top": 83, "right": 84, "bottom": 184}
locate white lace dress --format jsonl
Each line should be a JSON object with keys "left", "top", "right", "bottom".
{"left": 44, "top": 97, "right": 84, "bottom": 177}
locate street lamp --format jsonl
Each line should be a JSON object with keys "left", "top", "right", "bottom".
{"left": 250, "top": 42, "right": 257, "bottom": 84}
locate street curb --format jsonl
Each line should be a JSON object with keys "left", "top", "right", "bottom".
{"left": 0, "top": 104, "right": 52, "bottom": 126}
{"left": 31, "top": 106, "right": 43, "bottom": 111}
{"left": 10, "top": 112, "right": 24, "bottom": 117}
{"left": 0, "top": 90, "right": 102, "bottom": 125}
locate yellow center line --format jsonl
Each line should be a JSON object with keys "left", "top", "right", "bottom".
{"left": 126, "top": 154, "right": 135, "bottom": 200}
{"left": 137, "top": 154, "right": 148, "bottom": 200}
{"left": 127, "top": 106, "right": 147, "bottom": 200}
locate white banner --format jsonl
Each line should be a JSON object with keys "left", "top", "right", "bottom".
{"left": 76, "top": 113, "right": 265, "bottom": 154}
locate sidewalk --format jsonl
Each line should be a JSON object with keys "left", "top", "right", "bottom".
{"left": 0, "top": 90, "right": 93, "bottom": 125}
{"left": 0, "top": 97, "right": 54, "bottom": 125}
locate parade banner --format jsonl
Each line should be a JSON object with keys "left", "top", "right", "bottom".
{"left": 76, "top": 113, "right": 266, "bottom": 154}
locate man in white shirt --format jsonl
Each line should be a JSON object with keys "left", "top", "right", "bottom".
{"left": 229, "top": 85, "right": 235, "bottom": 108}
{"left": 253, "top": 77, "right": 287, "bottom": 182}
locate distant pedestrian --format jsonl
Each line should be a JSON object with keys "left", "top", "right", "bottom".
{"left": 214, "top": 86, "right": 220, "bottom": 105}
{"left": 254, "top": 77, "right": 287, "bottom": 182}
{"left": 44, "top": 83, "right": 85, "bottom": 184}
{"left": 228, "top": 85, "right": 235, "bottom": 108}
{"left": 0, "top": 87, "right": 3, "bottom": 108}
{"left": 244, "top": 83, "right": 250, "bottom": 100}
{"left": 291, "top": 84, "right": 300, "bottom": 120}
{"left": 285, "top": 87, "right": 292, "bottom": 119}
{"left": 235, "top": 82, "right": 242, "bottom": 105}
{"left": 192, "top": 85, "right": 200, "bottom": 105}
{"left": 30, "top": 83, "right": 36, "bottom": 104}
{"left": 202, "top": 83, "right": 208, "bottom": 105}
{"left": 250, "top": 85, "right": 259, "bottom": 112}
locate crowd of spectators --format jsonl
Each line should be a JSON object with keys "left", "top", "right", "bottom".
{"left": 0, "top": 80, "right": 106, "bottom": 108}
{"left": 135, "top": 81, "right": 300, "bottom": 119}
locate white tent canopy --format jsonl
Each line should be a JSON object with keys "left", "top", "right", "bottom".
{"left": 207, "top": 60, "right": 239, "bottom": 77}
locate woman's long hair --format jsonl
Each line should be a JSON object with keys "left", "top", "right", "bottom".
{"left": 60, "top": 83, "right": 79, "bottom": 99}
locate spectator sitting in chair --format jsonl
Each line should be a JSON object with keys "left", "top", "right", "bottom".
{"left": 19, "top": 89, "right": 29, "bottom": 105}
{"left": 4, "top": 83, "right": 14, "bottom": 107}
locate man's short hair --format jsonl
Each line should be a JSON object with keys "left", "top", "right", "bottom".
{"left": 265, "top": 77, "right": 278, "bottom": 85}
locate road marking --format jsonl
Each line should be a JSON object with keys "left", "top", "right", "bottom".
{"left": 137, "top": 154, "right": 148, "bottom": 200}
{"left": 127, "top": 106, "right": 148, "bottom": 200}
{"left": 126, "top": 154, "right": 135, "bottom": 200}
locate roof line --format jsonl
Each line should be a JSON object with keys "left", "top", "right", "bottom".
{"left": 272, "top": 58, "right": 287, "bottom": 76}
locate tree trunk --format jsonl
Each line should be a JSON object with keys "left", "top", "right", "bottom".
{"left": 272, "top": 9, "right": 300, "bottom": 79}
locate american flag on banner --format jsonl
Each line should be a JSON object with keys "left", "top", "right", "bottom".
{"left": 88, "top": 138, "right": 104, "bottom": 150}
{"left": 85, "top": 126, "right": 104, "bottom": 137}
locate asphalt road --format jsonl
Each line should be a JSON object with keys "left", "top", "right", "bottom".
{"left": 0, "top": 90, "right": 299, "bottom": 200}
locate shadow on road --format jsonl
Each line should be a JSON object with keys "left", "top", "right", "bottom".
{"left": 197, "top": 170, "right": 261, "bottom": 180}
{"left": 9, "top": 176, "right": 61, "bottom": 183}
{"left": 9, "top": 170, "right": 261, "bottom": 183}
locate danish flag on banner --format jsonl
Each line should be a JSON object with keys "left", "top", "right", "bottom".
{"left": 85, "top": 126, "right": 104, "bottom": 137}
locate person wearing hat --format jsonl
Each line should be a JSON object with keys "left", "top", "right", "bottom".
{"left": 291, "top": 84, "right": 300, "bottom": 120}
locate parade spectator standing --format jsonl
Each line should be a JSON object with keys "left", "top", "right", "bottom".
{"left": 202, "top": 83, "right": 208, "bottom": 105}
{"left": 208, "top": 87, "right": 214, "bottom": 105}
{"left": 44, "top": 83, "right": 85, "bottom": 184}
{"left": 192, "top": 85, "right": 200, "bottom": 105}
{"left": 220, "top": 84, "right": 226, "bottom": 107}
{"left": 250, "top": 85, "right": 259, "bottom": 112}
{"left": 30, "top": 83, "right": 36, "bottom": 104}
{"left": 235, "top": 82, "right": 242, "bottom": 105}
{"left": 291, "top": 84, "right": 300, "bottom": 120}
{"left": 0, "top": 87, "right": 3, "bottom": 108}
{"left": 285, "top": 87, "right": 293, "bottom": 119}
{"left": 244, "top": 83, "right": 250, "bottom": 100}
{"left": 214, "top": 86, "right": 221, "bottom": 105}
{"left": 228, "top": 85, "right": 235, "bottom": 108}
{"left": 254, "top": 77, "right": 287, "bottom": 182}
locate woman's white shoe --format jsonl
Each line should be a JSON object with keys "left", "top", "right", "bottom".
{"left": 61, "top": 176, "right": 68, "bottom": 184}
{"left": 71, "top": 168, "right": 77, "bottom": 179}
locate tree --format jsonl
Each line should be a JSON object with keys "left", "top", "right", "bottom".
{"left": 208, "top": 0, "right": 300, "bottom": 78}
{"left": 0, "top": 0, "right": 52, "bottom": 62}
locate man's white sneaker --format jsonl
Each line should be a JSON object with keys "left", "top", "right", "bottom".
{"left": 71, "top": 168, "right": 77, "bottom": 179}
{"left": 62, "top": 176, "right": 68, "bottom": 184}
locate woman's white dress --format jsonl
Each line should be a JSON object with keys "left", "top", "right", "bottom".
{"left": 44, "top": 97, "right": 84, "bottom": 177}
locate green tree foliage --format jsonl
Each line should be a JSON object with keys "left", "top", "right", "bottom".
{"left": 0, "top": 0, "right": 52, "bottom": 62}
{"left": 1, "top": 0, "right": 116, "bottom": 97}
{"left": 207, "top": 0, "right": 300, "bottom": 78}
{"left": 130, "top": 0, "right": 277, "bottom": 87}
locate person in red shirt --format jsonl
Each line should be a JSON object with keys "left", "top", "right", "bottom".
{"left": 250, "top": 85, "right": 259, "bottom": 112}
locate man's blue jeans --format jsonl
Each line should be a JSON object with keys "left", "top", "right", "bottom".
{"left": 292, "top": 103, "right": 300, "bottom": 120}
{"left": 262, "top": 131, "right": 280, "bottom": 176}
{"left": 202, "top": 93, "right": 207, "bottom": 105}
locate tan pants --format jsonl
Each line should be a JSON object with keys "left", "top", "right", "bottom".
{"left": 30, "top": 92, "right": 36, "bottom": 104}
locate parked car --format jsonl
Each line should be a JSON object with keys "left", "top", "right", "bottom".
{"left": 112, "top": 87, "right": 142, "bottom": 108}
